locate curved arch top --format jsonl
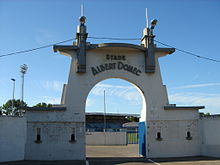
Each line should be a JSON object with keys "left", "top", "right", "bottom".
{"left": 88, "top": 43, "right": 146, "bottom": 51}
{"left": 85, "top": 77, "right": 147, "bottom": 119}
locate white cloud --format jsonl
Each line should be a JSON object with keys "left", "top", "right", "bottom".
{"left": 25, "top": 96, "right": 61, "bottom": 106}
{"left": 169, "top": 92, "right": 220, "bottom": 114}
{"left": 90, "top": 83, "right": 142, "bottom": 105}
{"left": 41, "top": 80, "right": 64, "bottom": 92}
{"left": 86, "top": 98, "right": 93, "bottom": 107}
{"left": 39, "top": 96, "right": 61, "bottom": 104}
{"left": 170, "top": 83, "right": 220, "bottom": 90}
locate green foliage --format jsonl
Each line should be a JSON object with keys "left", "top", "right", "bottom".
{"left": 0, "top": 106, "right": 2, "bottom": 115}
{"left": 200, "top": 112, "right": 211, "bottom": 117}
{"left": 33, "top": 102, "right": 52, "bottom": 108}
{"left": 126, "top": 116, "right": 139, "bottom": 122}
{"left": 2, "top": 99, "right": 27, "bottom": 115}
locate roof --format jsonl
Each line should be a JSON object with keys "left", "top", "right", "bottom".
{"left": 86, "top": 112, "right": 140, "bottom": 118}
{"left": 164, "top": 104, "right": 205, "bottom": 110}
{"left": 122, "top": 122, "right": 138, "bottom": 127}
{"left": 53, "top": 43, "right": 175, "bottom": 54}
{"left": 23, "top": 107, "right": 139, "bottom": 117}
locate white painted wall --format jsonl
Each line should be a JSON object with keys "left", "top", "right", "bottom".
{"left": 0, "top": 116, "right": 26, "bottom": 162}
{"left": 25, "top": 111, "right": 85, "bottom": 160}
{"left": 86, "top": 132, "right": 127, "bottom": 145}
{"left": 58, "top": 46, "right": 205, "bottom": 158}
{"left": 200, "top": 116, "right": 220, "bottom": 158}
{"left": 59, "top": 46, "right": 171, "bottom": 158}
{"left": 148, "top": 120, "right": 200, "bottom": 158}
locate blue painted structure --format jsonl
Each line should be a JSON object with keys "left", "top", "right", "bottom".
{"left": 138, "top": 122, "right": 146, "bottom": 157}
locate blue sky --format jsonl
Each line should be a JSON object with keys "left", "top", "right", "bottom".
{"left": 0, "top": 0, "right": 220, "bottom": 114}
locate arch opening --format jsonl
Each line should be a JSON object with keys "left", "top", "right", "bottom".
{"left": 85, "top": 78, "right": 147, "bottom": 158}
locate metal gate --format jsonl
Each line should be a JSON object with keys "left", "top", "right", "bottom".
{"left": 127, "top": 129, "right": 138, "bottom": 144}
{"left": 138, "top": 122, "right": 146, "bottom": 156}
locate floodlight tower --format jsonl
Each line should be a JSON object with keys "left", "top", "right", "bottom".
{"left": 20, "top": 64, "right": 28, "bottom": 111}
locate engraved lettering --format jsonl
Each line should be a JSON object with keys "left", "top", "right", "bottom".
{"left": 91, "top": 67, "right": 98, "bottom": 76}
{"left": 91, "top": 62, "right": 141, "bottom": 76}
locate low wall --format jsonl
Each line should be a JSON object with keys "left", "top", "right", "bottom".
{"left": 200, "top": 116, "right": 220, "bottom": 157}
{"left": 86, "top": 132, "right": 127, "bottom": 145}
{"left": 0, "top": 116, "right": 27, "bottom": 162}
{"left": 25, "top": 110, "right": 85, "bottom": 161}
{"left": 148, "top": 120, "right": 200, "bottom": 158}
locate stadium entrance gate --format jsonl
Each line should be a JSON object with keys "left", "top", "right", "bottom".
{"left": 53, "top": 14, "right": 175, "bottom": 160}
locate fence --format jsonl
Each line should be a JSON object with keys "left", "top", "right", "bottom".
{"left": 86, "top": 132, "right": 127, "bottom": 145}
{"left": 86, "top": 128, "right": 139, "bottom": 145}
{"left": 127, "top": 129, "right": 138, "bottom": 144}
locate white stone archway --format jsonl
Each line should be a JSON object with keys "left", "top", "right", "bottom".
{"left": 24, "top": 16, "right": 204, "bottom": 161}
{"left": 54, "top": 44, "right": 174, "bottom": 158}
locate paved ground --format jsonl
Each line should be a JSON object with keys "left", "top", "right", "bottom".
{"left": 152, "top": 157, "right": 220, "bottom": 165}
{"left": 1, "top": 145, "right": 220, "bottom": 165}
{"left": 86, "top": 144, "right": 139, "bottom": 157}
{"left": 86, "top": 145, "right": 220, "bottom": 164}
{"left": 88, "top": 157, "right": 220, "bottom": 165}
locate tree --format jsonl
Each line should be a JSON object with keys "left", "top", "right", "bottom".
{"left": 200, "top": 112, "right": 211, "bottom": 117}
{"left": 33, "top": 102, "right": 52, "bottom": 108}
{"left": 2, "top": 99, "right": 27, "bottom": 116}
{"left": 126, "top": 116, "right": 139, "bottom": 122}
{"left": 0, "top": 106, "right": 3, "bottom": 115}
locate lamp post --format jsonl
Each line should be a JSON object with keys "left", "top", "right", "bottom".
{"left": 11, "top": 78, "right": 16, "bottom": 115}
{"left": 103, "top": 90, "right": 106, "bottom": 132}
{"left": 20, "top": 64, "right": 28, "bottom": 115}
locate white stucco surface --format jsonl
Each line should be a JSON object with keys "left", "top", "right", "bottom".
{"left": 0, "top": 21, "right": 217, "bottom": 161}
{"left": 57, "top": 46, "right": 205, "bottom": 158}
{"left": 200, "top": 116, "right": 220, "bottom": 158}
{"left": 86, "top": 132, "right": 127, "bottom": 145}
{"left": 0, "top": 45, "right": 207, "bottom": 161}
{"left": 25, "top": 121, "right": 85, "bottom": 160}
{"left": 0, "top": 116, "right": 26, "bottom": 162}
{"left": 59, "top": 47, "right": 170, "bottom": 157}
{"left": 148, "top": 120, "right": 200, "bottom": 158}
{"left": 25, "top": 110, "right": 85, "bottom": 160}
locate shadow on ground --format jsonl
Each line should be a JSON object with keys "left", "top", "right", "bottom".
{"left": 1, "top": 157, "right": 220, "bottom": 165}
{"left": 88, "top": 157, "right": 220, "bottom": 165}
{"left": 88, "top": 157, "right": 147, "bottom": 165}
{"left": 0, "top": 160, "right": 85, "bottom": 165}
{"left": 153, "top": 156, "right": 220, "bottom": 163}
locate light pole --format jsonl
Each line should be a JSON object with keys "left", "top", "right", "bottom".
{"left": 20, "top": 64, "right": 28, "bottom": 115}
{"left": 103, "top": 90, "right": 106, "bottom": 132}
{"left": 11, "top": 78, "right": 16, "bottom": 115}
{"left": 103, "top": 90, "right": 107, "bottom": 145}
